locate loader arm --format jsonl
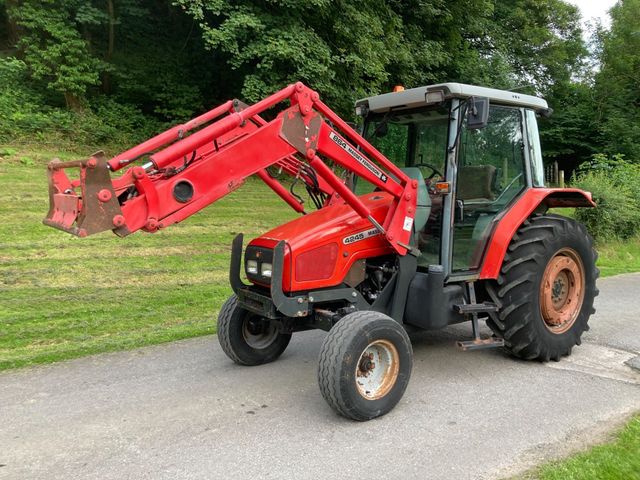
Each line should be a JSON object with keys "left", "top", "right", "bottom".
{"left": 44, "top": 82, "right": 418, "bottom": 255}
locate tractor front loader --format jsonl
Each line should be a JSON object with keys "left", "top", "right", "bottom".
{"left": 44, "top": 82, "right": 598, "bottom": 420}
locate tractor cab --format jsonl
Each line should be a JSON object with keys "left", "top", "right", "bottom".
{"left": 356, "top": 83, "right": 550, "bottom": 275}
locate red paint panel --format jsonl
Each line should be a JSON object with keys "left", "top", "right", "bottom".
{"left": 295, "top": 243, "right": 339, "bottom": 282}
{"left": 249, "top": 193, "right": 396, "bottom": 292}
{"left": 121, "top": 118, "right": 298, "bottom": 232}
{"left": 479, "top": 188, "right": 595, "bottom": 280}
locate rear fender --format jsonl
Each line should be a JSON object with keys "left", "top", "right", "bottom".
{"left": 478, "top": 188, "right": 595, "bottom": 280}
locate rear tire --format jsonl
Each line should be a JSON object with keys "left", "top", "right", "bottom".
{"left": 487, "top": 214, "right": 599, "bottom": 361}
{"left": 217, "top": 295, "right": 291, "bottom": 366}
{"left": 317, "top": 311, "right": 413, "bottom": 421}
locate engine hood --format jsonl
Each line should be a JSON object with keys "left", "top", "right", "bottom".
{"left": 248, "top": 192, "right": 396, "bottom": 292}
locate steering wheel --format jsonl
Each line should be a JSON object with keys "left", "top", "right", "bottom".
{"left": 413, "top": 163, "right": 443, "bottom": 180}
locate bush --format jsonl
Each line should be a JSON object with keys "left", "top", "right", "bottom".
{"left": 0, "top": 57, "right": 167, "bottom": 150}
{"left": 572, "top": 154, "right": 640, "bottom": 242}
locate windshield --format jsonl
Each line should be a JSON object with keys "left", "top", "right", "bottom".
{"left": 356, "top": 108, "right": 450, "bottom": 194}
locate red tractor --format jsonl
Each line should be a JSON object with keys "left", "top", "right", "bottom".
{"left": 44, "top": 82, "right": 598, "bottom": 420}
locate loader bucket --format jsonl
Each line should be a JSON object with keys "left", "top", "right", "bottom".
{"left": 43, "top": 152, "right": 130, "bottom": 237}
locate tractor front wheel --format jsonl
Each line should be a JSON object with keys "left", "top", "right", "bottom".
{"left": 488, "top": 214, "right": 599, "bottom": 361}
{"left": 317, "top": 311, "right": 413, "bottom": 421}
{"left": 217, "top": 295, "right": 291, "bottom": 366}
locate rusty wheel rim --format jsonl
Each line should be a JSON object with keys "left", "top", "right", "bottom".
{"left": 539, "top": 248, "right": 585, "bottom": 334}
{"left": 355, "top": 339, "right": 400, "bottom": 400}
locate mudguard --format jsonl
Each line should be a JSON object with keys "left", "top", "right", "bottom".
{"left": 478, "top": 188, "right": 596, "bottom": 280}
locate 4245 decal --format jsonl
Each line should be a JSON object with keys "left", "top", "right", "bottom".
{"left": 343, "top": 228, "right": 381, "bottom": 245}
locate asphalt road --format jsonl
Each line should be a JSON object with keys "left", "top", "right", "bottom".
{"left": 2, "top": 274, "right": 639, "bottom": 480}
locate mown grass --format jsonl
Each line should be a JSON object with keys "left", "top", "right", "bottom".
{"left": 595, "top": 240, "right": 640, "bottom": 277}
{"left": 1, "top": 146, "right": 640, "bottom": 370}
{"left": 519, "top": 414, "right": 640, "bottom": 480}
{"left": 0, "top": 145, "right": 297, "bottom": 370}
{"left": 549, "top": 208, "right": 640, "bottom": 277}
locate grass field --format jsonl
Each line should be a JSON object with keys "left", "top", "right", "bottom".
{"left": 519, "top": 414, "right": 640, "bottom": 480}
{"left": 0, "top": 145, "right": 297, "bottom": 370}
{"left": 1, "top": 145, "right": 640, "bottom": 370}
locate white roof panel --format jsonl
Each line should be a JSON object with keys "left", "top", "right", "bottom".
{"left": 358, "top": 82, "right": 548, "bottom": 113}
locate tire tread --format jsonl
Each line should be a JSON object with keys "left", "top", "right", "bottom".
{"left": 487, "top": 214, "right": 599, "bottom": 361}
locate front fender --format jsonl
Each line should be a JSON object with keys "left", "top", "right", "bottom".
{"left": 478, "top": 188, "right": 595, "bottom": 280}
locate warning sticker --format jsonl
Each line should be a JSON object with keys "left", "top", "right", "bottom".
{"left": 403, "top": 216, "right": 413, "bottom": 232}
{"left": 343, "top": 228, "right": 381, "bottom": 245}
{"left": 329, "top": 131, "right": 388, "bottom": 183}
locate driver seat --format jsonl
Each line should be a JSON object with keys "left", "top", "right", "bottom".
{"left": 400, "top": 167, "right": 431, "bottom": 241}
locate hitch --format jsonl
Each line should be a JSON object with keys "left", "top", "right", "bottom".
{"left": 43, "top": 152, "right": 129, "bottom": 237}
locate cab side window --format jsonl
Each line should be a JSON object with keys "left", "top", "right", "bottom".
{"left": 452, "top": 106, "right": 527, "bottom": 271}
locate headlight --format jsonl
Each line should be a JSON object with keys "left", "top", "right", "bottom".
{"left": 246, "top": 260, "right": 258, "bottom": 274}
{"left": 260, "top": 263, "right": 273, "bottom": 278}
{"left": 244, "top": 245, "right": 274, "bottom": 284}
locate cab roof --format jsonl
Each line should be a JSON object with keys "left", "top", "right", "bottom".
{"left": 356, "top": 83, "right": 549, "bottom": 114}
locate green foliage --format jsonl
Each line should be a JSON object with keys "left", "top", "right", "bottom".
{"left": 0, "top": 57, "right": 76, "bottom": 138}
{"left": 0, "top": 146, "right": 18, "bottom": 156}
{"left": 176, "top": 0, "right": 413, "bottom": 115}
{"left": 593, "top": 0, "right": 640, "bottom": 161}
{"left": 573, "top": 154, "right": 640, "bottom": 242}
{"left": 0, "top": 0, "right": 637, "bottom": 171}
{"left": 539, "top": 81, "right": 600, "bottom": 173}
{"left": 491, "top": 0, "right": 586, "bottom": 90}
{"left": 174, "top": 0, "right": 587, "bottom": 117}
{"left": 0, "top": 57, "right": 163, "bottom": 148}
{"left": 9, "top": 0, "right": 105, "bottom": 107}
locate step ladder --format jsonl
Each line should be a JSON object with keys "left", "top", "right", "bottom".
{"left": 454, "top": 281, "right": 504, "bottom": 351}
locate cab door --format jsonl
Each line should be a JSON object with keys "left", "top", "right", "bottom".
{"left": 451, "top": 105, "right": 528, "bottom": 273}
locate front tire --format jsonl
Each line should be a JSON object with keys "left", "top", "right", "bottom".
{"left": 317, "top": 311, "right": 413, "bottom": 421}
{"left": 487, "top": 214, "right": 599, "bottom": 361}
{"left": 217, "top": 295, "right": 291, "bottom": 366}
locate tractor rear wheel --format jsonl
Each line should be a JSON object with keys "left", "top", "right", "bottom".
{"left": 317, "top": 311, "right": 413, "bottom": 421}
{"left": 217, "top": 295, "right": 291, "bottom": 366}
{"left": 487, "top": 214, "right": 599, "bottom": 361}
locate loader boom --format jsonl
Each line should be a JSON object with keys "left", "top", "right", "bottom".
{"left": 44, "top": 82, "right": 418, "bottom": 255}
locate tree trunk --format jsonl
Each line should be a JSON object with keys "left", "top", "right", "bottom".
{"left": 102, "top": 0, "right": 115, "bottom": 94}
{"left": 64, "top": 92, "right": 84, "bottom": 112}
{"left": 5, "top": 0, "right": 20, "bottom": 50}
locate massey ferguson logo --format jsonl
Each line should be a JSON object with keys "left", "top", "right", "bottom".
{"left": 329, "top": 132, "right": 388, "bottom": 183}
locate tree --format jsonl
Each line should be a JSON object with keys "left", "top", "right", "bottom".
{"left": 175, "top": 0, "right": 426, "bottom": 116}
{"left": 8, "top": 0, "right": 105, "bottom": 110}
{"left": 594, "top": 0, "right": 640, "bottom": 161}
{"left": 539, "top": 80, "right": 601, "bottom": 174}
{"left": 491, "top": 0, "right": 585, "bottom": 93}
{"left": 0, "top": 0, "right": 601, "bottom": 152}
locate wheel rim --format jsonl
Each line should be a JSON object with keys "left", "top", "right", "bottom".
{"left": 355, "top": 339, "right": 400, "bottom": 400}
{"left": 242, "top": 315, "right": 278, "bottom": 349}
{"left": 539, "top": 248, "right": 585, "bottom": 334}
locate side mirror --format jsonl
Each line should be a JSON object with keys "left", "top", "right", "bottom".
{"left": 467, "top": 97, "right": 489, "bottom": 130}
